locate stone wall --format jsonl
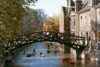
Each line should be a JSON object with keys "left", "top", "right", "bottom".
{"left": 78, "top": 11, "right": 91, "bottom": 37}
{"left": 59, "top": 7, "right": 64, "bottom": 33}
{"left": 64, "top": 16, "right": 70, "bottom": 33}
{"left": 75, "top": 13, "right": 80, "bottom": 35}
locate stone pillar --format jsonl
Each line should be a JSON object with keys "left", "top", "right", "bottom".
{"left": 59, "top": 44, "right": 64, "bottom": 52}
{"left": 75, "top": 0, "right": 82, "bottom": 12}
{"left": 76, "top": 50, "right": 85, "bottom": 59}
{"left": 59, "top": 44, "right": 70, "bottom": 53}
{"left": 75, "top": 13, "right": 79, "bottom": 35}
{"left": 70, "top": 48, "right": 76, "bottom": 54}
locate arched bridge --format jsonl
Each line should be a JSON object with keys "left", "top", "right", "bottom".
{"left": 6, "top": 31, "right": 87, "bottom": 53}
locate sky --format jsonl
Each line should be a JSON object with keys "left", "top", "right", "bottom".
{"left": 30, "top": 0, "right": 67, "bottom": 17}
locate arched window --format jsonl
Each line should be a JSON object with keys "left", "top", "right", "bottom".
{"left": 89, "top": 14, "right": 91, "bottom": 30}
{"left": 89, "top": 14, "right": 91, "bottom": 25}
{"left": 80, "top": 16, "right": 82, "bottom": 30}
{"left": 99, "top": 12, "right": 100, "bottom": 23}
{"left": 86, "top": 32, "right": 88, "bottom": 37}
{"left": 81, "top": 32, "right": 83, "bottom": 36}
{"left": 81, "top": 16, "right": 82, "bottom": 25}
{"left": 85, "top": 16, "right": 87, "bottom": 23}
{"left": 89, "top": 36, "right": 91, "bottom": 41}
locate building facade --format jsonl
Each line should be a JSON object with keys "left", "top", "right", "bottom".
{"left": 59, "top": 0, "right": 100, "bottom": 60}
{"left": 59, "top": 0, "right": 75, "bottom": 34}
{"left": 74, "top": 0, "right": 100, "bottom": 50}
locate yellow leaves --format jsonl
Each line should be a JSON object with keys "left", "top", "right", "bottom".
{"left": 43, "top": 16, "right": 59, "bottom": 31}
{"left": 13, "top": 17, "right": 16, "bottom": 21}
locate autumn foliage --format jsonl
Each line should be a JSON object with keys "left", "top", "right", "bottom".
{"left": 43, "top": 16, "right": 59, "bottom": 32}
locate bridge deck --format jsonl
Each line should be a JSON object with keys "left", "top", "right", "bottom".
{"left": 0, "top": 31, "right": 88, "bottom": 54}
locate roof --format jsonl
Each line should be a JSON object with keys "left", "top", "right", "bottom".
{"left": 61, "top": 6, "right": 75, "bottom": 17}
{"left": 79, "top": 6, "right": 91, "bottom": 13}
{"left": 62, "top": 7, "right": 68, "bottom": 16}
{"left": 96, "top": 3, "right": 100, "bottom": 8}
{"left": 63, "top": 7, "right": 67, "bottom": 15}
{"left": 79, "top": 1, "right": 91, "bottom": 13}
{"left": 82, "top": 0, "right": 88, "bottom": 4}
{"left": 71, "top": 0, "right": 75, "bottom": 6}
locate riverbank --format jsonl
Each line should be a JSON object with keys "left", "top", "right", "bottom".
{"left": 0, "top": 49, "right": 5, "bottom": 67}
{"left": 0, "top": 60, "right": 5, "bottom": 67}
{"left": 11, "top": 44, "right": 29, "bottom": 57}
{"left": 0, "top": 43, "right": 31, "bottom": 67}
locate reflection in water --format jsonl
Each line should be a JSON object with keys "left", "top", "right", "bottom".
{"left": 5, "top": 42, "right": 100, "bottom": 67}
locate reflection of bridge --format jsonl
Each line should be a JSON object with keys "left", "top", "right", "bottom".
{"left": 1, "top": 31, "right": 88, "bottom": 58}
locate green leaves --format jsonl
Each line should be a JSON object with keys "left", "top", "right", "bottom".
{"left": 0, "top": 0, "right": 37, "bottom": 45}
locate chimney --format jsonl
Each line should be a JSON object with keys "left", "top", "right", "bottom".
{"left": 75, "top": 0, "right": 83, "bottom": 12}
{"left": 67, "top": 0, "right": 75, "bottom": 7}
{"left": 92, "top": 0, "right": 100, "bottom": 6}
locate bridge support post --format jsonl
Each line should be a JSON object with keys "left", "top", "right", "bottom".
{"left": 70, "top": 48, "right": 76, "bottom": 54}
{"left": 64, "top": 45, "right": 70, "bottom": 53}
{"left": 59, "top": 44, "right": 70, "bottom": 53}
{"left": 76, "top": 50, "right": 85, "bottom": 59}
{"left": 76, "top": 52, "right": 82, "bottom": 59}
{"left": 59, "top": 44, "right": 64, "bottom": 52}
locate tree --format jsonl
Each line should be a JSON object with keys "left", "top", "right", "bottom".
{"left": 43, "top": 16, "right": 59, "bottom": 32}
{"left": 37, "top": 9, "right": 48, "bottom": 31}
{"left": 0, "top": 0, "right": 37, "bottom": 44}
{"left": 20, "top": 9, "right": 38, "bottom": 34}
{"left": 0, "top": 0, "right": 37, "bottom": 36}
{"left": 20, "top": 9, "right": 47, "bottom": 34}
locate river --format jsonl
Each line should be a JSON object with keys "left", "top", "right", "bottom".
{"left": 5, "top": 42, "right": 100, "bottom": 67}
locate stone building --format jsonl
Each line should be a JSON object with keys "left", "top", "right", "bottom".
{"left": 74, "top": 0, "right": 100, "bottom": 50}
{"left": 59, "top": 0, "right": 75, "bottom": 34}
{"left": 59, "top": 0, "right": 100, "bottom": 60}
{"left": 59, "top": 6, "right": 70, "bottom": 33}
{"left": 59, "top": 0, "right": 76, "bottom": 53}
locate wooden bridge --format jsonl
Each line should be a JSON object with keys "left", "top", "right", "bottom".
{"left": 0, "top": 31, "right": 88, "bottom": 57}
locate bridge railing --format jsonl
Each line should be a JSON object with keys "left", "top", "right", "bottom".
{"left": 0, "top": 31, "right": 88, "bottom": 53}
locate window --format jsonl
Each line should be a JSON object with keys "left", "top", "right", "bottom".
{"left": 98, "top": 24, "right": 100, "bottom": 30}
{"left": 86, "top": 32, "right": 88, "bottom": 37}
{"left": 84, "top": 16, "right": 87, "bottom": 29}
{"left": 98, "top": 31, "right": 100, "bottom": 42}
{"left": 99, "top": 12, "right": 100, "bottom": 23}
{"left": 80, "top": 16, "right": 82, "bottom": 30}
{"left": 81, "top": 32, "right": 83, "bottom": 36}
{"left": 85, "top": 16, "right": 87, "bottom": 22}
{"left": 88, "top": 0, "right": 90, "bottom": 6}
{"left": 74, "top": 18, "right": 75, "bottom": 26}
{"left": 89, "top": 14, "right": 91, "bottom": 25}
{"left": 88, "top": 0, "right": 92, "bottom": 6}
{"left": 81, "top": 16, "right": 82, "bottom": 25}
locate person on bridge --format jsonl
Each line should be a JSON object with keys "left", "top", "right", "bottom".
{"left": 57, "top": 33, "right": 61, "bottom": 40}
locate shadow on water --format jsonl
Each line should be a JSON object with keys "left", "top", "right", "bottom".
{"left": 5, "top": 42, "right": 100, "bottom": 67}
